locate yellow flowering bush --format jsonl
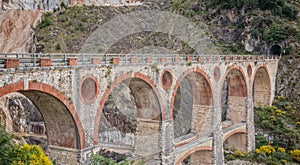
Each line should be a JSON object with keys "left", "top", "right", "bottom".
{"left": 277, "top": 147, "right": 285, "bottom": 153}
{"left": 284, "top": 105, "right": 291, "bottom": 110}
{"left": 255, "top": 148, "right": 260, "bottom": 154}
{"left": 259, "top": 145, "right": 275, "bottom": 155}
{"left": 277, "top": 96, "right": 284, "bottom": 100}
{"left": 270, "top": 115, "right": 277, "bottom": 121}
{"left": 290, "top": 149, "right": 300, "bottom": 162}
{"left": 12, "top": 144, "right": 52, "bottom": 165}
{"left": 275, "top": 109, "right": 285, "bottom": 116}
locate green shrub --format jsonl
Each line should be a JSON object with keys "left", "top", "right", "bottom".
{"left": 37, "top": 17, "right": 52, "bottom": 29}
{"left": 0, "top": 127, "right": 15, "bottom": 164}
{"left": 55, "top": 43, "right": 61, "bottom": 50}
{"left": 0, "top": 127, "right": 51, "bottom": 165}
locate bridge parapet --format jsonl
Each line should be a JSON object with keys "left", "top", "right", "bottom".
{"left": 0, "top": 53, "right": 279, "bottom": 71}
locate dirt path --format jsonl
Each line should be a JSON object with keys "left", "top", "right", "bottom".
{"left": 0, "top": 10, "right": 42, "bottom": 53}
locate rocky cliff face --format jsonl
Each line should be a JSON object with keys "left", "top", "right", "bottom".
{"left": 276, "top": 56, "right": 300, "bottom": 101}
{"left": 0, "top": 10, "right": 41, "bottom": 53}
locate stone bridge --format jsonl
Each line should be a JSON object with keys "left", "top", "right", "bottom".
{"left": 0, "top": 53, "right": 279, "bottom": 164}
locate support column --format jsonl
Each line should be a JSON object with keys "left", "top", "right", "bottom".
{"left": 213, "top": 106, "right": 224, "bottom": 165}
{"left": 160, "top": 120, "right": 175, "bottom": 164}
{"left": 247, "top": 96, "right": 255, "bottom": 152}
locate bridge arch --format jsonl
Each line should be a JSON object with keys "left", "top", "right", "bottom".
{"left": 0, "top": 81, "right": 85, "bottom": 149}
{"left": 223, "top": 129, "right": 247, "bottom": 152}
{"left": 93, "top": 72, "right": 164, "bottom": 156}
{"left": 175, "top": 146, "right": 213, "bottom": 165}
{"left": 221, "top": 66, "right": 248, "bottom": 125}
{"left": 171, "top": 67, "right": 213, "bottom": 138}
{"left": 253, "top": 65, "right": 271, "bottom": 106}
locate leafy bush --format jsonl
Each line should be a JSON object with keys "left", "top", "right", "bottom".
{"left": 290, "top": 150, "right": 300, "bottom": 163}
{"left": 12, "top": 144, "right": 52, "bottom": 165}
{"left": 0, "top": 127, "right": 51, "bottom": 165}
{"left": 37, "top": 17, "right": 52, "bottom": 29}
{"left": 0, "top": 127, "right": 15, "bottom": 164}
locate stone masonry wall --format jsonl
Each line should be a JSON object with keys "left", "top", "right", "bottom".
{"left": 192, "top": 105, "right": 213, "bottom": 137}
{"left": 227, "top": 96, "right": 247, "bottom": 124}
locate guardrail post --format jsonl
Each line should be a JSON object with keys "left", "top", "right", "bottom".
{"left": 40, "top": 58, "right": 52, "bottom": 67}
{"left": 33, "top": 54, "right": 36, "bottom": 67}
{"left": 68, "top": 57, "right": 78, "bottom": 66}
{"left": 5, "top": 58, "right": 19, "bottom": 68}
{"left": 146, "top": 57, "right": 152, "bottom": 63}
{"left": 174, "top": 57, "right": 180, "bottom": 63}
{"left": 112, "top": 57, "right": 120, "bottom": 65}
{"left": 92, "top": 58, "right": 101, "bottom": 64}
{"left": 224, "top": 56, "right": 229, "bottom": 61}
{"left": 130, "top": 57, "right": 137, "bottom": 64}
{"left": 186, "top": 56, "right": 192, "bottom": 62}
{"left": 64, "top": 54, "right": 67, "bottom": 66}
{"left": 160, "top": 57, "right": 166, "bottom": 63}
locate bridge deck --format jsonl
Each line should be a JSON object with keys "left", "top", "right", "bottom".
{"left": 0, "top": 53, "right": 278, "bottom": 71}
{"left": 175, "top": 123, "right": 246, "bottom": 156}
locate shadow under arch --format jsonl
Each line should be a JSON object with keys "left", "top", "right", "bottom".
{"left": 93, "top": 72, "right": 164, "bottom": 157}
{"left": 252, "top": 65, "right": 271, "bottom": 106}
{"left": 175, "top": 146, "right": 213, "bottom": 165}
{"left": 170, "top": 67, "right": 214, "bottom": 138}
{"left": 0, "top": 81, "right": 85, "bottom": 149}
{"left": 223, "top": 129, "right": 247, "bottom": 152}
{"left": 221, "top": 66, "right": 248, "bottom": 125}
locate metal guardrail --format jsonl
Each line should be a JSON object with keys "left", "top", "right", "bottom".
{"left": 0, "top": 53, "right": 279, "bottom": 70}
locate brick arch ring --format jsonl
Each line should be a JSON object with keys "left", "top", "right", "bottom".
{"left": 170, "top": 66, "right": 214, "bottom": 119}
{"left": 219, "top": 65, "right": 249, "bottom": 102}
{"left": 251, "top": 64, "right": 271, "bottom": 97}
{"left": 222, "top": 129, "right": 247, "bottom": 143}
{"left": 175, "top": 146, "right": 213, "bottom": 165}
{"left": 0, "top": 81, "right": 85, "bottom": 149}
{"left": 93, "top": 72, "right": 165, "bottom": 145}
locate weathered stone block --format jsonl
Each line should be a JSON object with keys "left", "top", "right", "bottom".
{"left": 112, "top": 57, "right": 120, "bottom": 65}
{"left": 174, "top": 57, "right": 180, "bottom": 63}
{"left": 146, "top": 57, "right": 152, "bottom": 63}
{"left": 5, "top": 58, "right": 19, "bottom": 68}
{"left": 224, "top": 56, "right": 229, "bottom": 61}
{"left": 40, "top": 58, "right": 52, "bottom": 67}
{"left": 130, "top": 57, "right": 137, "bottom": 64}
{"left": 160, "top": 57, "right": 166, "bottom": 63}
{"left": 68, "top": 58, "right": 78, "bottom": 66}
{"left": 198, "top": 57, "right": 202, "bottom": 62}
{"left": 186, "top": 56, "right": 192, "bottom": 62}
{"left": 92, "top": 58, "right": 101, "bottom": 64}
{"left": 207, "top": 57, "right": 211, "bottom": 62}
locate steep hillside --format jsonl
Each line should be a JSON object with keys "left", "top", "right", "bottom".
{"left": 0, "top": 10, "right": 42, "bottom": 53}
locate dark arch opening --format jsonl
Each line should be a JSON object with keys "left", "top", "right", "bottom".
{"left": 221, "top": 68, "right": 247, "bottom": 126}
{"left": 253, "top": 67, "right": 271, "bottom": 106}
{"left": 98, "top": 78, "right": 162, "bottom": 158}
{"left": 0, "top": 91, "right": 80, "bottom": 149}
{"left": 173, "top": 72, "right": 213, "bottom": 139}
{"left": 270, "top": 45, "right": 281, "bottom": 56}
